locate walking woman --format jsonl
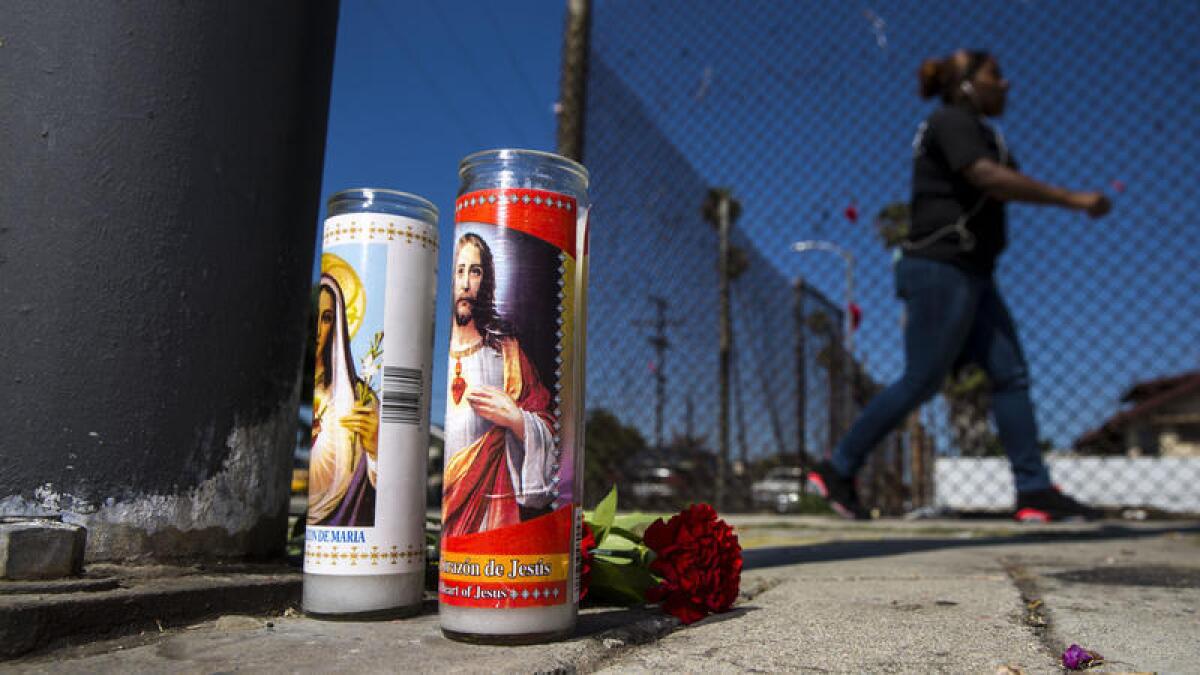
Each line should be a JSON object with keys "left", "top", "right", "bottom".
{"left": 810, "top": 50, "right": 1111, "bottom": 521}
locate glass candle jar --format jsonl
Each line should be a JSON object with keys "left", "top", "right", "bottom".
{"left": 303, "top": 188, "right": 439, "bottom": 619}
{"left": 439, "top": 149, "right": 590, "bottom": 643}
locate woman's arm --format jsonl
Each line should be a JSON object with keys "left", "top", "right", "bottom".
{"left": 964, "top": 158, "right": 1112, "bottom": 217}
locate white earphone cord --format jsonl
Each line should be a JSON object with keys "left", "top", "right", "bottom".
{"left": 903, "top": 123, "right": 1008, "bottom": 253}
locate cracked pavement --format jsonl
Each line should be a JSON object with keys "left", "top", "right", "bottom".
{"left": 6, "top": 519, "right": 1198, "bottom": 673}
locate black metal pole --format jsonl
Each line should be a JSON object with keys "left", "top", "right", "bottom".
{"left": 0, "top": 2, "right": 340, "bottom": 562}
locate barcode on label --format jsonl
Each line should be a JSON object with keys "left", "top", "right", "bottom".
{"left": 381, "top": 366, "right": 422, "bottom": 425}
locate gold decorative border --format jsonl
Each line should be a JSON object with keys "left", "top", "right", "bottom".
{"left": 304, "top": 544, "right": 424, "bottom": 567}
{"left": 323, "top": 219, "right": 438, "bottom": 249}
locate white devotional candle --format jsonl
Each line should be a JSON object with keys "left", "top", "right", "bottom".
{"left": 303, "top": 189, "right": 439, "bottom": 618}
{"left": 440, "top": 149, "right": 590, "bottom": 643}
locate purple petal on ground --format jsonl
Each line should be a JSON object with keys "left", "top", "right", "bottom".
{"left": 1061, "top": 643, "right": 1100, "bottom": 670}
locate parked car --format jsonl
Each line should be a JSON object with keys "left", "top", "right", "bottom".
{"left": 292, "top": 404, "right": 312, "bottom": 496}
{"left": 751, "top": 466, "right": 806, "bottom": 513}
{"left": 427, "top": 425, "right": 444, "bottom": 510}
{"left": 627, "top": 465, "right": 679, "bottom": 510}
{"left": 622, "top": 451, "right": 717, "bottom": 511}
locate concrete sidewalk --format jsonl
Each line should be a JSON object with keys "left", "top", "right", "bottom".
{"left": 5, "top": 519, "right": 1198, "bottom": 673}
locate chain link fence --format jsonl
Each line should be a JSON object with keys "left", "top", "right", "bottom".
{"left": 577, "top": 0, "right": 1200, "bottom": 516}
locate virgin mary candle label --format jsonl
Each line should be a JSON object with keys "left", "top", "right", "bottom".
{"left": 304, "top": 208, "right": 437, "bottom": 578}
{"left": 440, "top": 188, "right": 580, "bottom": 609}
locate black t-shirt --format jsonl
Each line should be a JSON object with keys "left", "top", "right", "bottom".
{"left": 909, "top": 105, "right": 1015, "bottom": 276}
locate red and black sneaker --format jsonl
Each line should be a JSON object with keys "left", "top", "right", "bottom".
{"left": 1014, "top": 487, "right": 1103, "bottom": 523}
{"left": 808, "top": 461, "right": 869, "bottom": 520}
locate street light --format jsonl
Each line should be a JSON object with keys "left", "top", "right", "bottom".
{"left": 791, "top": 240, "right": 857, "bottom": 447}
{"left": 790, "top": 240, "right": 856, "bottom": 358}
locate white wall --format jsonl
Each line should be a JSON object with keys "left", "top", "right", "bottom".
{"left": 934, "top": 457, "right": 1200, "bottom": 513}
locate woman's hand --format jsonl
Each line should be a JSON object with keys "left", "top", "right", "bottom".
{"left": 340, "top": 404, "right": 379, "bottom": 458}
{"left": 1069, "top": 191, "right": 1112, "bottom": 218}
{"left": 467, "top": 386, "right": 527, "bottom": 441}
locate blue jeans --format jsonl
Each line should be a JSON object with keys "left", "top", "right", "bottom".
{"left": 831, "top": 256, "right": 1052, "bottom": 493}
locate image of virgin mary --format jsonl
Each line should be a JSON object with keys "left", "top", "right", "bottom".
{"left": 307, "top": 273, "right": 378, "bottom": 527}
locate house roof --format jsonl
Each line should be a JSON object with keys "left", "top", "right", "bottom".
{"left": 1075, "top": 371, "right": 1200, "bottom": 449}
{"left": 1121, "top": 370, "right": 1200, "bottom": 403}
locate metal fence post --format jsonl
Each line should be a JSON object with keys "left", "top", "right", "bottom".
{"left": 794, "top": 277, "right": 809, "bottom": 474}
{"left": 717, "top": 196, "right": 732, "bottom": 511}
{"left": 704, "top": 188, "right": 740, "bottom": 510}
{"left": 829, "top": 329, "right": 842, "bottom": 458}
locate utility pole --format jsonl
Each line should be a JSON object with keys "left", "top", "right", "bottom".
{"left": 556, "top": 0, "right": 591, "bottom": 161}
{"left": 633, "top": 295, "right": 682, "bottom": 450}
{"left": 704, "top": 188, "right": 741, "bottom": 512}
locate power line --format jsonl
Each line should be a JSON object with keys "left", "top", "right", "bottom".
{"left": 478, "top": 0, "right": 553, "bottom": 145}
{"left": 365, "top": 0, "right": 484, "bottom": 148}
{"left": 422, "top": 0, "right": 534, "bottom": 147}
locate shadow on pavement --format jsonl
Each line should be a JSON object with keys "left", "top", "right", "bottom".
{"left": 743, "top": 524, "right": 1200, "bottom": 571}
{"left": 689, "top": 604, "right": 760, "bottom": 627}
{"left": 574, "top": 606, "right": 668, "bottom": 638}
{"left": 572, "top": 604, "right": 761, "bottom": 640}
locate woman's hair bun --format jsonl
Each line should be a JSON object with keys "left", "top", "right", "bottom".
{"left": 918, "top": 57, "right": 946, "bottom": 99}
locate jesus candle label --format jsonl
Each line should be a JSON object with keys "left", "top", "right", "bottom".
{"left": 440, "top": 188, "right": 579, "bottom": 608}
{"left": 304, "top": 213, "right": 437, "bottom": 576}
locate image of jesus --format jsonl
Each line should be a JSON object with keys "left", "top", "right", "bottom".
{"left": 442, "top": 232, "right": 558, "bottom": 538}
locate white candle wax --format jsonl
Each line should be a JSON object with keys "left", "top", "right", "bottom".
{"left": 304, "top": 571, "right": 424, "bottom": 616}
{"left": 440, "top": 602, "right": 576, "bottom": 637}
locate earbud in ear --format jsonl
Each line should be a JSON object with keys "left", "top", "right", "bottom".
{"left": 960, "top": 81, "right": 975, "bottom": 95}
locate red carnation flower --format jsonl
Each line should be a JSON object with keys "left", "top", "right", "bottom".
{"left": 579, "top": 522, "right": 597, "bottom": 601}
{"left": 848, "top": 302, "right": 863, "bottom": 331}
{"left": 643, "top": 503, "right": 742, "bottom": 624}
{"left": 844, "top": 203, "right": 859, "bottom": 223}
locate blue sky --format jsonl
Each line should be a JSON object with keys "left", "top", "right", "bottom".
{"left": 319, "top": 0, "right": 565, "bottom": 423}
